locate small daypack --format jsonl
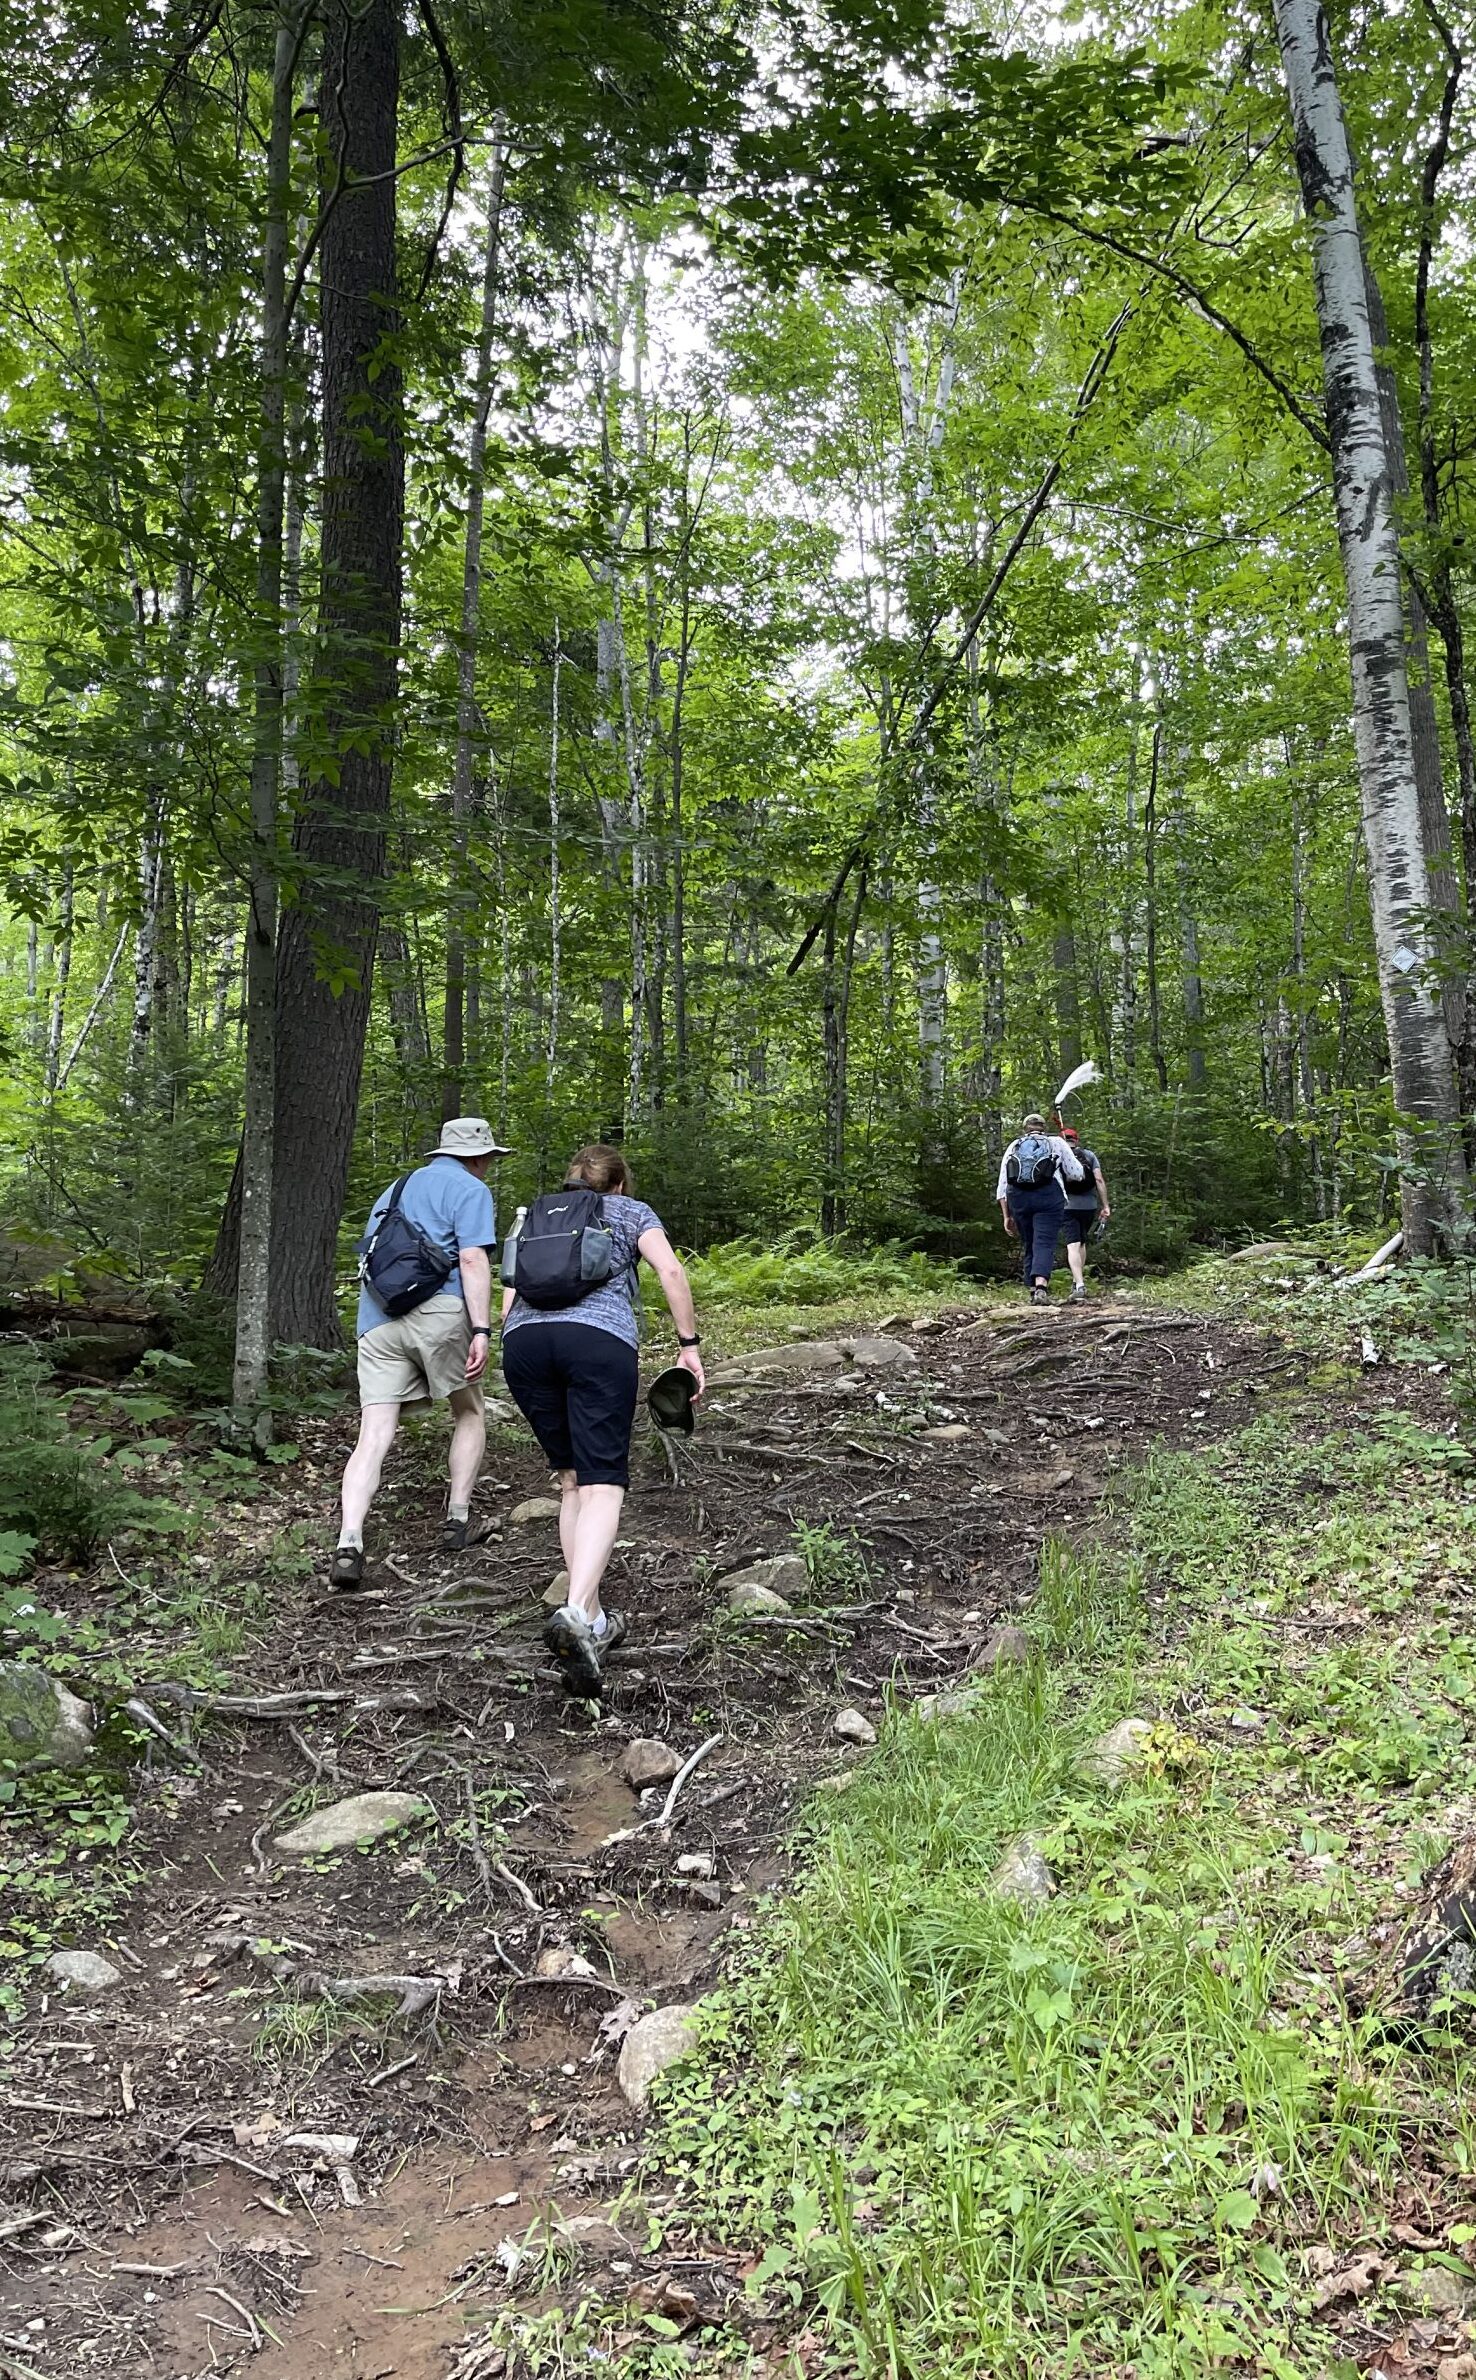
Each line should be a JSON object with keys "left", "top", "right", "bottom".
{"left": 1006, "top": 1133, "right": 1058, "bottom": 1190}
{"left": 358, "top": 1174, "right": 455, "bottom": 1318}
{"left": 503, "top": 1185, "right": 615, "bottom": 1310}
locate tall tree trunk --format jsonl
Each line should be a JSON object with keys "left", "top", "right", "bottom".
{"left": 1173, "top": 803, "right": 1206, "bottom": 1090}
{"left": 443, "top": 131, "right": 508, "bottom": 1122}
{"left": 1363, "top": 265, "right": 1461, "bottom": 1047}
{"left": 264, "top": 0, "right": 402, "bottom": 1341}
{"left": 1052, "top": 923, "right": 1082, "bottom": 1079}
{"left": 43, "top": 865, "right": 74, "bottom": 1097}
{"left": 1272, "top": 0, "right": 1467, "bottom": 1251}
{"left": 232, "top": 7, "right": 298, "bottom": 1430}
{"left": 547, "top": 623, "right": 563, "bottom": 1101}
{"left": 820, "top": 864, "right": 867, "bottom": 1234}
{"left": 1143, "top": 719, "right": 1168, "bottom": 1093}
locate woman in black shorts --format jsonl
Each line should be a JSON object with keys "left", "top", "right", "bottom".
{"left": 500, "top": 1144, "right": 704, "bottom": 1695}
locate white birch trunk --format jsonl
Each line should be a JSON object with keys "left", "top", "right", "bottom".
{"left": 1272, "top": 0, "right": 1468, "bottom": 1249}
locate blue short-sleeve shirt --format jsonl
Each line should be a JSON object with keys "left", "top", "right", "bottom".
{"left": 501, "top": 1193, "right": 663, "bottom": 1349}
{"left": 356, "top": 1157, "right": 497, "bottom": 1338}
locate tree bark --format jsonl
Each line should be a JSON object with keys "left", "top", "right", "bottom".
{"left": 232, "top": 8, "right": 299, "bottom": 1429}
{"left": 1272, "top": 0, "right": 1467, "bottom": 1250}
{"left": 43, "top": 866, "right": 74, "bottom": 1097}
{"left": 1052, "top": 923, "right": 1082, "bottom": 1080}
{"left": 443, "top": 131, "right": 508, "bottom": 1121}
{"left": 1143, "top": 719, "right": 1168, "bottom": 1093}
{"left": 263, "top": 0, "right": 402, "bottom": 1341}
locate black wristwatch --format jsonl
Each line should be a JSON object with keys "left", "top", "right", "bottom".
{"left": 470, "top": 1326, "right": 492, "bottom": 1339}
{"left": 678, "top": 1332, "right": 701, "bottom": 1347}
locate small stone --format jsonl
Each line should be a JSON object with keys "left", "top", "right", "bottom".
{"left": 543, "top": 1569, "right": 571, "bottom": 1608}
{"left": 675, "top": 1850, "right": 715, "bottom": 1879}
{"left": 910, "top": 1316, "right": 946, "bottom": 1336}
{"left": 273, "top": 1791, "right": 431, "bottom": 1857}
{"left": 617, "top": 2003, "right": 700, "bottom": 2111}
{"left": 1397, "top": 2266, "right": 1474, "bottom": 2316}
{"left": 727, "top": 1580, "right": 793, "bottom": 1617}
{"left": 535, "top": 1946, "right": 599, "bottom": 1980}
{"left": 44, "top": 1950, "right": 123, "bottom": 1994}
{"left": 834, "top": 1707, "right": 877, "bottom": 1747}
{"left": 511, "top": 1496, "right": 563, "bottom": 1525}
{"left": 721, "top": 1552, "right": 808, "bottom": 1604}
{"left": 970, "top": 1627, "right": 1033, "bottom": 1673}
{"left": 991, "top": 1835, "right": 1056, "bottom": 1906}
{"left": 921, "top": 1424, "right": 970, "bottom": 1444}
{"left": 1082, "top": 1718, "right": 1154, "bottom": 1785}
{"left": 680, "top": 1878, "right": 723, "bottom": 1908}
{"left": 814, "top": 1769, "right": 856, "bottom": 1794}
{"left": 619, "top": 1737, "right": 682, "bottom": 1790}
{"left": 914, "top": 1687, "right": 980, "bottom": 1723}
{"left": 1229, "top": 1706, "right": 1265, "bottom": 1732}
{"left": 0, "top": 1664, "right": 94, "bottom": 1773}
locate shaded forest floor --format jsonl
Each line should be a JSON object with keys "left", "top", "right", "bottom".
{"left": 3, "top": 1281, "right": 1476, "bottom": 2378}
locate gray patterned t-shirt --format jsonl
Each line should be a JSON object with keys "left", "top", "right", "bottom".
{"left": 501, "top": 1194, "right": 663, "bottom": 1348}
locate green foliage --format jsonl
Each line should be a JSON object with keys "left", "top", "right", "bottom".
{"left": 0, "top": 1347, "right": 178, "bottom": 1567}
{"left": 685, "top": 1232, "right": 955, "bottom": 1309}
{"left": 652, "top": 1408, "right": 1476, "bottom": 2376}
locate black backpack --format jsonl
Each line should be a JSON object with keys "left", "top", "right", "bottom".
{"left": 358, "top": 1174, "right": 455, "bottom": 1318}
{"left": 503, "top": 1185, "right": 615, "bottom": 1311}
{"left": 1006, "top": 1133, "right": 1057, "bottom": 1190}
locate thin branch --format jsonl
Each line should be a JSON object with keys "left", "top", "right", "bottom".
{"left": 413, "top": 0, "right": 465, "bottom": 301}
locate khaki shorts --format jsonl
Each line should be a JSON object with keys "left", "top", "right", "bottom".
{"left": 357, "top": 1298, "right": 482, "bottom": 1409}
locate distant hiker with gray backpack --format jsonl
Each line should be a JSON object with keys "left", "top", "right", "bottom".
{"left": 996, "top": 1111, "right": 1085, "bottom": 1306}
{"left": 500, "top": 1143, "right": 704, "bottom": 1699}
{"left": 331, "top": 1116, "right": 508, "bottom": 1590}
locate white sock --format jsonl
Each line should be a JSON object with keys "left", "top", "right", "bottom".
{"left": 337, "top": 1528, "right": 363, "bottom": 1552}
{"left": 448, "top": 1502, "right": 469, "bottom": 1524}
{"left": 589, "top": 1610, "right": 608, "bottom": 1638}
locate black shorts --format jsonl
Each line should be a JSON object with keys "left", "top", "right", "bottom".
{"left": 1061, "top": 1210, "right": 1096, "bottom": 1246}
{"left": 501, "top": 1322, "right": 640, "bottom": 1488}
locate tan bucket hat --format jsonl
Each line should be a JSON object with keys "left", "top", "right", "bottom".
{"left": 426, "top": 1116, "right": 513, "bottom": 1159}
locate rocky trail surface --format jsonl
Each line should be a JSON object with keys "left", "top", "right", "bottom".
{"left": 0, "top": 1297, "right": 1285, "bottom": 2377}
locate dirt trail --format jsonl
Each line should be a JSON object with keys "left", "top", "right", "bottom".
{"left": 0, "top": 1297, "right": 1280, "bottom": 2377}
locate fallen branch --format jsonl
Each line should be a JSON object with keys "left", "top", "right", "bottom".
{"left": 123, "top": 1695, "right": 204, "bottom": 1768}
{"left": 658, "top": 1733, "right": 724, "bottom": 1827}
{"left": 1346, "top": 1228, "right": 1404, "bottom": 1284}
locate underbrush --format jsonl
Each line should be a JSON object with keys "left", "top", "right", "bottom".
{"left": 649, "top": 1405, "right": 1476, "bottom": 2378}
{"left": 682, "top": 1232, "right": 966, "bottom": 1313}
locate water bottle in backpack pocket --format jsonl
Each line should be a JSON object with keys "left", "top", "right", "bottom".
{"left": 502, "top": 1186, "right": 615, "bottom": 1310}
{"left": 1006, "top": 1133, "right": 1058, "bottom": 1190}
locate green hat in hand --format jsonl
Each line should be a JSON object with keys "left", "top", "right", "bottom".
{"left": 647, "top": 1366, "right": 698, "bottom": 1436}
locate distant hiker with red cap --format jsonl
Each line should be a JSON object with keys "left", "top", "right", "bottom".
{"left": 1058, "top": 1126, "right": 1111, "bottom": 1302}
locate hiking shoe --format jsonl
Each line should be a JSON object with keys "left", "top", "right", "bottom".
{"left": 600, "top": 1609, "right": 628, "bottom": 1659}
{"left": 544, "top": 1604, "right": 604, "bottom": 1698}
{"left": 1068, "top": 1283, "right": 1087, "bottom": 1304}
{"left": 329, "top": 1545, "right": 365, "bottom": 1592}
{"left": 1030, "top": 1285, "right": 1050, "bottom": 1307}
{"left": 438, "top": 1516, "right": 472, "bottom": 1553}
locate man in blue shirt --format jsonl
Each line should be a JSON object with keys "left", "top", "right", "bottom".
{"left": 331, "top": 1116, "right": 507, "bottom": 1590}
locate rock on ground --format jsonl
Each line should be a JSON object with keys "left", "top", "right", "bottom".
{"left": 511, "top": 1496, "right": 563, "bottom": 1525}
{"left": 838, "top": 1335, "right": 918, "bottom": 1371}
{"left": 921, "top": 1424, "right": 970, "bottom": 1444}
{"left": 991, "top": 1835, "right": 1056, "bottom": 1906}
{"left": 618, "top": 2003, "right": 700, "bottom": 2111}
{"left": 727, "top": 1581, "right": 793, "bottom": 1617}
{"left": 970, "top": 1626, "right": 1033, "bottom": 1672}
{"left": 620, "top": 1737, "right": 683, "bottom": 1789}
{"left": 274, "top": 1792, "right": 431, "bottom": 1857}
{"left": 1396, "top": 2266, "right": 1474, "bottom": 2315}
{"left": 834, "top": 1707, "right": 877, "bottom": 1746}
{"left": 721, "top": 1552, "right": 808, "bottom": 1606}
{"left": 707, "top": 1334, "right": 919, "bottom": 1385}
{"left": 914, "top": 1687, "right": 980, "bottom": 1723}
{"left": 543, "top": 1569, "right": 571, "bottom": 1608}
{"left": 0, "top": 1664, "right": 93, "bottom": 1772}
{"left": 1082, "top": 1718, "right": 1153, "bottom": 1784}
{"left": 44, "top": 1949, "right": 123, "bottom": 1992}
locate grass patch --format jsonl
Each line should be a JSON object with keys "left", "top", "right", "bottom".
{"left": 652, "top": 1405, "right": 1476, "bottom": 2377}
